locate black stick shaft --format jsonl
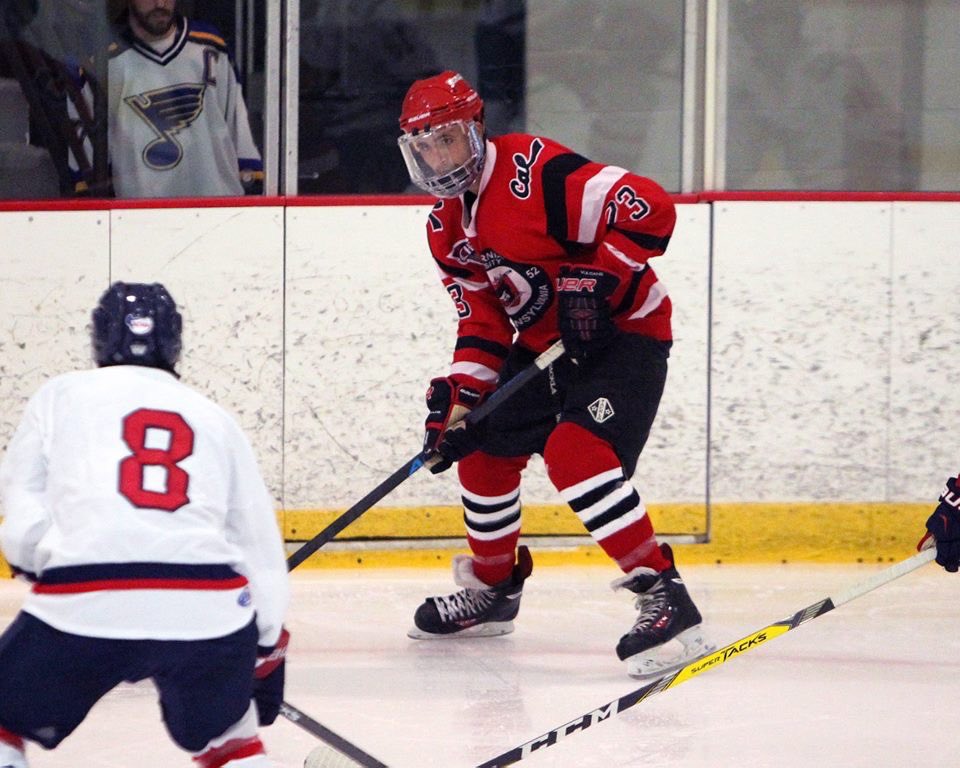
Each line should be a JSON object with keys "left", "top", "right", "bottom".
{"left": 279, "top": 701, "right": 390, "bottom": 767}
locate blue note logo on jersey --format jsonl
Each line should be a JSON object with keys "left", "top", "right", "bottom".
{"left": 125, "top": 83, "right": 207, "bottom": 170}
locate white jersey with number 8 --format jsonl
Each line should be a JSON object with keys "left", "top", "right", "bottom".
{"left": 0, "top": 365, "right": 288, "bottom": 646}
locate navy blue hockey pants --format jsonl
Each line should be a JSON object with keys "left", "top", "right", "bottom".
{"left": 0, "top": 611, "right": 258, "bottom": 752}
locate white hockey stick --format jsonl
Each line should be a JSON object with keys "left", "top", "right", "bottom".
{"left": 475, "top": 548, "right": 936, "bottom": 767}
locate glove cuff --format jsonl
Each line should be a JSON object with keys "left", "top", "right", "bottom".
{"left": 449, "top": 372, "right": 494, "bottom": 390}
{"left": 438, "top": 374, "right": 493, "bottom": 407}
{"left": 255, "top": 627, "right": 289, "bottom": 679}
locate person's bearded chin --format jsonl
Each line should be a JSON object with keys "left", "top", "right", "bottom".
{"left": 135, "top": 8, "right": 174, "bottom": 37}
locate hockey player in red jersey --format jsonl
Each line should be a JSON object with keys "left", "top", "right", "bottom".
{"left": 0, "top": 283, "right": 288, "bottom": 767}
{"left": 398, "top": 71, "right": 713, "bottom": 677}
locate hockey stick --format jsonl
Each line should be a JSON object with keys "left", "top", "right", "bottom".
{"left": 285, "top": 340, "right": 566, "bottom": 571}
{"left": 280, "top": 701, "right": 390, "bottom": 767}
{"left": 280, "top": 341, "right": 566, "bottom": 764}
{"left": 475, "top": 547, "right": 936, "bottom": 767}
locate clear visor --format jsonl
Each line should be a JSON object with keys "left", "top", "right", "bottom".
{"left": 398, "top": 120, "right": 485, "bottom": 198}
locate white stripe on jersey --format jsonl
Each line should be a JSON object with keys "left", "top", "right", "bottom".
{"left": 603, "top": 241, "right": 647, "bottom": 271}
{"left": 24, "top": 587, "right": 253, "bottom": 641}
{"left": 450, "top": 360, "right": 499, "bottom": 384}
{"left": 578, "top": 166, "right": 629, "bottom": 243}
{"left": 627, "top": 280, "right": 668, "bottom": 320}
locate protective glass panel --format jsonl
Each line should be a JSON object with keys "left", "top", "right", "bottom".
{"left": 526, "top": 0, "right": 685, "bottom": 193}
{"left": 0, "top": 0, "right": 266, "bottom": 199}
{"left": 724, "top": 0, "right": 960, "bottom": 191}
{"left": 298, "top": 0, "right": 524, "bottom": 194}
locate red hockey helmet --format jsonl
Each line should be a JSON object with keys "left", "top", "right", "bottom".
{"left": 398, "top": 70, "right": 484, "bottom": 134}
{"left": 398, "top": 71, "right": 486, "bottom": 197}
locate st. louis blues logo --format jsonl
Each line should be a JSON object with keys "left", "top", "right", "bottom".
{"left": 125, "top": 83, "right": 207, "bottom": 170}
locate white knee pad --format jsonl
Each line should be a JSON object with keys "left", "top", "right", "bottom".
{"left": 192, "top": 702, "right": 270, "bottom": 767}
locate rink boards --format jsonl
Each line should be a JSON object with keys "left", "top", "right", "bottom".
{"left": 0, "top": 199, "right": 956, "bottom": 564}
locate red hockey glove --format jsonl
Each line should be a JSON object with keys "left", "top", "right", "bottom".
{"left": 918, "top": 476, "right": 960, "bottom": 572}
{"left": 557, "top": 266, "right": 620, "bottom": 365}
{"left": 424, "top": 376, "right": 490, "bottom": 474}
{"left": 253, "top": 627, "right": 289, "bottom": 725}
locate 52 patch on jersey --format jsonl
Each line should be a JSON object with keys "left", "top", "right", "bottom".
{"left": 483, "top": 250, "right": 553, "bottom": 330}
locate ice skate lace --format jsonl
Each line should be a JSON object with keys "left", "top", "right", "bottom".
{"left": 434, "top": 587, "right": 495, "bottom": 622}
{"left": 629, "top": 583, "right": 667, "bottom": 632}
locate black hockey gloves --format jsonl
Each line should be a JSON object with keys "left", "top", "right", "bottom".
{"left": 919, "top": 476, "right": 960, "bottom": 572}
{"left": 423, "top": 376, "right": 490, "bottom": 473}
{"left": 557, "top": 266, "right": 620, "bottom": 365}
{"left": 253, "top": 627, "right": 289, "bottom": 725}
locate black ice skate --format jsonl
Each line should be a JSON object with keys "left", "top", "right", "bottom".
{"left": 408, "top": 546, "right": 533, "bottom": 639}
{"left": 613, "top": 543, "right": 715, "bottom": 679}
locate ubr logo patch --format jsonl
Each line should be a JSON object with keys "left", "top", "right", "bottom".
{"left": 588, "top": 397, "right": 615, "bottom": 423}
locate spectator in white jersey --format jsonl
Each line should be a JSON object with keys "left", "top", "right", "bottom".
{"left": 0, "top": 282, "right": 289, "bottom": 767}
{"left": 107, "top": 0, "right": 264, "bottom": 197}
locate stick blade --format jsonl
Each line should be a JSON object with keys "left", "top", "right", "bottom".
{"left": 304, "top": 743, "right": 373, "bottom": 768}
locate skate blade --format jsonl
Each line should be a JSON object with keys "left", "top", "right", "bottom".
{"left": 407, "top": 620, "right": 515, "bottom": 640}
{"left": 626, "top": 626, "right": 717, "bottom": 679}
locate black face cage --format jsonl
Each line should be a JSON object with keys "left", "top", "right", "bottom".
{"left": 92, "top": 283, "right": 182, "bottom": 371}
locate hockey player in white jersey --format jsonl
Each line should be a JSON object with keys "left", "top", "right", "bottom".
{"left": 107, "top": 0, "right": 263, "bottom": 197}
{"left": 0, "top": 282, "right": 289, "bottom": 767}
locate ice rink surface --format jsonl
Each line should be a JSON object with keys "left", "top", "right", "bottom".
{"left": 3, "top": 556, "right": 957, "bottom": 768}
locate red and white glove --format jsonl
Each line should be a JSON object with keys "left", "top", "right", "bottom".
{"left": 423, "top": 375, "right": 491, "bottom": 473}
{"left": 253, "top": 627, "right": 289, "bottom": 725}
{"left": 918, "top": 476, "right": 960, "bottom": 573}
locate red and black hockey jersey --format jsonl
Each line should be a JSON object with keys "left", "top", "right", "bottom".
{"left": 425, "top": 133, "right": 676, "bottom": 386}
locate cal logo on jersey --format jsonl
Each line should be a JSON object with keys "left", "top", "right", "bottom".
{"left": 510, "top": 138, "right": 544, "bottom": 199}
{"left": 125, "top": 83, "right": 207, "bottom": 170}
{"left": 483, "top": 250, "right": 553, "bottom": 330}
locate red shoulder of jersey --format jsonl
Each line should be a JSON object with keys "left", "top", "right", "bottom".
{"left": 491, "top": 133, "right": 676, "bottom": 262}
